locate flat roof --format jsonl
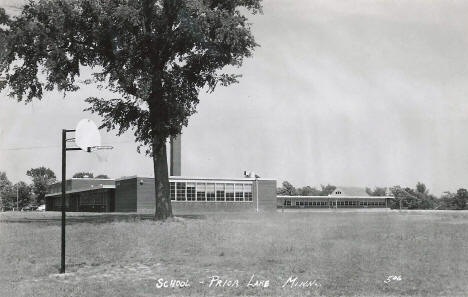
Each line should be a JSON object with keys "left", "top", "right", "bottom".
{"left": 46, "top": 184, "right": 115, "bottom": 197}
{"left": 116, "top": 175, "right": 276, "bottom": 182}
{"left": 49, "top": 178, "right": 115, "bottom": 187}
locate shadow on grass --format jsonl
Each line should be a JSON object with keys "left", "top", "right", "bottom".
{"left": 0, "top": 213, "right": 205, "bottom": 225}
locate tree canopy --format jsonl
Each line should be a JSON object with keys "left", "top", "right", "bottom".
{"left": 365, "top": 187, "right": 387, "bottom": 196}
{"left": 26, "top": 166, "right": 56, "bottom": 204}
{"left": 0, "top": 171, "right": 13, "bottom": 209}
{"left": 0, "top": 0, "right": 261, "bottom": 219}
{"left": 277, "top": 181, "right": 336, "bottom": 196}
{"left": 389, "top": 183, "right": 438, "bottom": 209}
{"left": 453, "top": 188, "right": 468, "bottom": 210}
{"left": 72, "top": 172, "right": 94, "bottom": 178}
{"left": 0, "top": 0, "right": 261, "bottom": 148}
{"left": 95, "top": 174, "right": 110, "bottom": 179}
{"left": 14, "top": 181, "right": 33, "bottom": 209}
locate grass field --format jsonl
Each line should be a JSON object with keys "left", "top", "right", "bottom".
{"left": 1, "top": 210, "right": 468, "bottom": 297}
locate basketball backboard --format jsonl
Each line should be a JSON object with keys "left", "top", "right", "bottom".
{"left": 75, "top": 119, "right": 101, "bottom": 152}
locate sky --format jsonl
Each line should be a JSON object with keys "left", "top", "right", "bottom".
{"left": 1, "top": 0, "right": 468, "bottom": 195}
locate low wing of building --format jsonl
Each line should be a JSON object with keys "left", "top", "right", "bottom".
{"left": 278, "top": 186, "right": 393, "bottom": 209}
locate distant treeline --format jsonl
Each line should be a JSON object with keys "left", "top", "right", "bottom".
{"left": 277, "top": 181, "right": 467, "bottom": 210}
{"left": 0, "top": 169, "right": 109, "bottom": 210}
{"left": 277, "top": 181, "right": 336, "bottom": 196}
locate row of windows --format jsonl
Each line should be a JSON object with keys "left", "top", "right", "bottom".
{"left": 294, "top": 201, "right": 328, "bottom": 206}
{"left": 360, "top": 201, "right": 385, "bottom": 206}
{"left": 284, "top": 200, "right": 386, "bottom": 207}
{"left": 54, "top": 193, "right": 106, "bottom": 206}
{"left": 170, "top": 182, "right": 253, "bottom": 202}
{"left": 80, "top": 193, "right": 106, "bottom": 205}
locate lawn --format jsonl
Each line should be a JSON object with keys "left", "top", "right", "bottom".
{"left": 0, "top": 210, "right": 467, "bottom": 297}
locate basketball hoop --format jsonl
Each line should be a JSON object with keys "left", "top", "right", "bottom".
{"left": 58, "top": 118, "right": 114, "bottom": 274}
{"left": 75, "top": 119, "right": 101, "bottom": 152}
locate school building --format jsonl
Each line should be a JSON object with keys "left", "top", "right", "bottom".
{"left": 44, "top": 135, "right": 391, "bottom": 213}
{"left": 277, "top": 187, "right": 392, "bottom": 209}
{"left": 45, "top": 176, "right": 277, "bottom": 213}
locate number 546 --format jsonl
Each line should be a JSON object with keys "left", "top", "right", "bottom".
{"left": 384, "top": 275, "right": 402, "bottom": 283}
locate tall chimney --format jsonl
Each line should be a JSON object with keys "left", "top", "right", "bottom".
{"left": 170, "top": 134, "right": 181, "bottom": 176}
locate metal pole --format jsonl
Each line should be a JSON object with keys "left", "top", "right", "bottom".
{"left": 16, "top": 186, "right": 19, "bottom": 211}
{"left": 256, "top": 178, "right": 259, "bottom": 213}
{"left": 61, "top": 129, "right": 66, "bottom": 274}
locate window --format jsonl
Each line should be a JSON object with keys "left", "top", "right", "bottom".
{"left": 206, "top": 183, "right": 215, "bottom": 201}
{"left": 295, "top": 201, "right": 300, "bottom": 206}
{"left": 244, "top": 184, "right": 253, "bottom": 201}
{"left": 235, "top": 184, "right": 244, "bottom": 201}
{"left": 196, "top": 183, "right": 206, "bottom": 201}
{"left": 285, "top": 200, "right": 291, "bottom": 206}
{"left": 345, "top": 201, "right": 349, "bottom": 206}
{"left": 187, "top": 183, "right": 196, "bottom": 201}
{"left": 226, "top": 184, "right": 234, "bottom": 201}
{"left": 216, "top": 184, "right": 225, "bottom": 201}
{"left": 299, "top": 201, "right": 304, "bottom": 206}
{"left": 176, "top": 182, "right": 186, "bottom": 201}
{"left": 170, "top": 182, "right": 176, "bottom": 201}
{"left": 80, "top": 192, "right": 105, "bottom": 205}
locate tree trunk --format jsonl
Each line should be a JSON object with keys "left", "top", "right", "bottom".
{"left": 152, "top": 135, "right": 173, "bottom": 220}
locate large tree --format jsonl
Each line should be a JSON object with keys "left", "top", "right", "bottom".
{"left": 277, "top": 181, "right": 297, "bottom": 196}
{"left": 1, "top": 180, "right": 32, "bottom": 210}
{"left": 297, "top": 186, "right": 321, "bottom": 196}
{"left": 14, "top": 181, "right": 33, "bottom": 209}
{"left": 26, "top": 166, "right": 56, "bottom": 204}
{"left": 0, "top": 171, "right": 13, "bottom": 209}
{"left": 453, "top": 188, "right": 468, "bottom": 210}
{"left": 0, "top": 0, "right": 261, "bottom": 220}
